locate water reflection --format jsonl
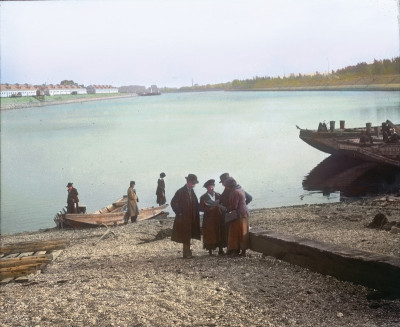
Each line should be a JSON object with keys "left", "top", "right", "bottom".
{"left": 303, "top": 155, "right": 400, "bottom": 197}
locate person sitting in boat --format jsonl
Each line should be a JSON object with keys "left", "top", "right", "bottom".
{"left": 125, "top": 181, "right": 139, "bottom": 224}
{"left": 66, "top": 182, "right": 79, "bottom": 213}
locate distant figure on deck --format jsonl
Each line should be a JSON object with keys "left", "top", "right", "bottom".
{"left": 125, "top": 181, "right": 139, "bottom": 224}
{"left": 199, "top": 179, "right": 226, "bottom": 256}
{"left": 171, "top": 174, "right": 201, "bottom": 259}
{"left": 156, "top": 172, "right": 166, "bottom": 205}
{"left": 66, "top": 182, "right": 79, "bottom": 213}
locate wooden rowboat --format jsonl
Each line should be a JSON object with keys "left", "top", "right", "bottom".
{"left": 54, "top": 196, "right": 169, "bottom": 229}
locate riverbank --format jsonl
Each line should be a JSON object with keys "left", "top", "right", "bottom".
{"left": 2, "top": 83, "right": 400, "bottom": 111}
{"left": 0, "top": 94, "right": 137, "bottom": 111}
{"left": 1, "top": 197, "right": 399, "bottom": 326}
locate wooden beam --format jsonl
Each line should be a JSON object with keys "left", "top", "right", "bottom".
{"left": 250, "top": 228, "right": 400, "bottom": 294}
{"left": 0, "top": 239, "right": 68, "bottom": 255}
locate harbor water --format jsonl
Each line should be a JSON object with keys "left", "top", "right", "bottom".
{"left": 1, "top": 91, "right": 400, "bottom": 234}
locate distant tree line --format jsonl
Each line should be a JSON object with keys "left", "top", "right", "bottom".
{"left": 169, "top": 57, "right": 400, "bottom": 92}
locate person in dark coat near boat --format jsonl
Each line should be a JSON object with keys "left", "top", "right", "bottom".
{"left": 125, "top": 181, "right": 139, "bottom": 224}
{"left": 171, "top": 174, "right": 201, "bottom": 259}
{"left": 224, "top": 177, "right": 250, "bottom": 257}
{"left": 66, "top": 182, "right": 79, "bottom": 213}
{"left": 156, "top": 172, "right": 166, "bottom": 205}
{"left": 199, "top": 179, "right": 226, "bottom": 256}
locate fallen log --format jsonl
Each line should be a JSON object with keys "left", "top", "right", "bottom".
{"left": 0, "top": 254, "right": 52, "bottom": 269}
{"left": 0, "top": 239, "right": 68, "bottom": 255}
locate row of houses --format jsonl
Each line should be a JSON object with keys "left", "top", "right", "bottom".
{"left": 0, "top": 84, "right": 119, "bottom": 98}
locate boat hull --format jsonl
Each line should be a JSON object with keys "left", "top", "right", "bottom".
{"left": 299, "top": 122, "right": 400, "bottom": 167}
{"left": 55, "top": 203, "right": 169, "bottom": 229}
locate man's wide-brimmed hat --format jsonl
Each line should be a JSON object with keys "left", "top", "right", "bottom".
{"left": 66, "top": 182, "right": 73, "bottom": 187}
{"left": 185, "top": 174, "right": 199, "bottom": 184}
{"left": 219, "top": 173, "right": 230, "bottom": 183}
{"left": 224, "top": 177, "right": 237, "bottom": 188}
{"left": 203, "top": 179, "right": 215, "bottom": 188}
{"left": 160, "top": 172, "right": 166, "bottom": 178}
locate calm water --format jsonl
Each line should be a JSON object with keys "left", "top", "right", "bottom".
{"left": 1, "top": 91, "right": 400, "bottom": 234}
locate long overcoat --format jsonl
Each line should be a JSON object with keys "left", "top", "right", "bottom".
{"left": 127, "top": 187, "right": 139, "bottom": 217}
{"left": 156, "top": 178, "right": 166, "bottom": 205}
{"left": 171, "top": 185, "right": 201, "bottom": 244}
{"left": 199, "top": 192, "right": 226, "bottom": 249}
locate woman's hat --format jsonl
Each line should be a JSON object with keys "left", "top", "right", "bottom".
{"left": 185, "top": 174, "right": 199, "bottom": 184}
{"left": 219, "top": 173, "right": 230, "bottom": 183}
{"left": 160, "top": 172, "right": 166, "bottom": 178}
{"left": 224, "top": 177, "right": 237, "bottom": 188}
{"left": 203, "top": 179, "right": 215, "bottom": 188}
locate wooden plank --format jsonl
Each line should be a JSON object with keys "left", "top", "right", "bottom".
{"left": 0, "top": 277, "right": 14, "bottom": 284}
{"left": 3, "top": 253, "right": 19, "bottom": 259}
{"left": 0, "top": 239, "right": 68, "bottom": 255}
{"left": 250, "top": 228, "right": 400, "bottom": 294}
{"left": 18, "top": 252, "right": 34, "bottom": 258}
{"left": 0, "top": 255, "right": 51, "bottom": 268}
{"left": 34, "top": 251, "right": 47, "bottom": 256}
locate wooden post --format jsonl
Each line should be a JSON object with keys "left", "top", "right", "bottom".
{"left": 340, "top": 120, "right": 345, "bottom": 129}
{"left": 329, "top": 121, "right": 335, "bottom": 132}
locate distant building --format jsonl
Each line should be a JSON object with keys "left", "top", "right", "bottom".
{"left": 0, "top": 84, "right": 37, "bottom": 97}
{"left": 0, "top": 83, "right": 87, "bottom": 97}
{"left": 87, "top": 85, "right": 118, "bottom": 94}
{"left": 45, "top": 84, "right": 87, "bottom": 96}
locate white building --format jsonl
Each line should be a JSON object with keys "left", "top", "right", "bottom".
{"left": 87, "top": 85, "right": 119, "bottom": 94}
{"left": 0, "top": 84, "right": 37, "bottom": 97}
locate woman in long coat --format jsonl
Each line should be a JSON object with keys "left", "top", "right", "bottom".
{"left": 225, "top": 177, "right": 250, "bottom": 257}
{"left": 156, "top": 172, "right": 166, "bottom": 205}
{"left": 199, "top": 179, "right": 226, "bottom": 255}
{"left": 171, "top": 174, "right": 201, "bottom": 258}
{"left": 126, "top": 181, "right": 139, "bottom": 223}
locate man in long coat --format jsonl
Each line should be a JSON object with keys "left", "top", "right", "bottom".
{"left": 125, "top": 181, "right": 139, "bottom": 224}
{"left": 156, "top": 172, "right": 166, "bottom": 205}
{"left": 199, "top": 179, "right": 226, "bottom": 255}
{"left": 171, "top": 174, "right": 201, "bottom": 259}
{"left": 66, "top": 182, "right": 79, "bottom": 213}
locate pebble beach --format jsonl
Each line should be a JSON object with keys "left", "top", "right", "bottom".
{"left": 1, "top": 197, "right": 399, "bottom": 327}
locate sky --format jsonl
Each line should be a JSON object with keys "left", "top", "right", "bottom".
{"left": 1, "top": 0, "right": 399, "bottom": 88}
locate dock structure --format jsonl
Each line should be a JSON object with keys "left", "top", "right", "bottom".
{"left": 250, "top": 228, "right": 400, "bottom": 294}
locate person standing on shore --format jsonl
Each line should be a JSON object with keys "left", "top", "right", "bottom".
{"left": 125, "top": 181, "right": 139, "bottom": 224}
{"left": 156, "top": 172, "right": 167, "bottom": 205}
{"left": 199, "top": 179, "right": 226, "bottom": 256}
{"left": 219, "top": 172, "right": 253, "bottom": 206}
{"left": 170, "top": 174, "right": 201, "bottom": 259}
{"left": 224, "top": 177, "right": 250, "bottom": 257}
{"left": 66, "top": 182, "right": 79, "bottom": 213}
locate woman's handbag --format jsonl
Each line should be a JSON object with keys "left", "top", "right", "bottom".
{"left": 225, "top": 210, "right": 239, "bottom": 223}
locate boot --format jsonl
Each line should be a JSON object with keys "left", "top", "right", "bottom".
{"left": 218, "top": 247, "right": 225, "bottom": 256}
{"left": 239, "top": 250, "right": 247, "bottom": 257}
{"left": 131, "top": 215, "right": 137, "bottom": 223}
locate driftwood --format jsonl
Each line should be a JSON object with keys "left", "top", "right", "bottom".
{"left": 0, "top": 239, "right": 68, "bottom": 255}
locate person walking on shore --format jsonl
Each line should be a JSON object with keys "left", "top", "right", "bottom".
{"left": 199, "top": 179, "right": 226, "bottom": 256}
{"left": 125, "top": 181, "right": 139, "bottom": 224}
{"left": 156, "top": 172, "right": 167, "bottom": 205}
{"left": 66, "top": 182, "right": 79, "bottom": 213}
{"left": 170, "top": 174, "right": 201, "bottom": 259}
{"left": 224, "top": 177, "right": 250, "bottom": 257}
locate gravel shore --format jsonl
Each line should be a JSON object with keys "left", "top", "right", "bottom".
{"left": 1, "top": 197, "right": 399, "bottom": 327}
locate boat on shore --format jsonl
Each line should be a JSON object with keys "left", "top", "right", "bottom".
{"left": 54, "top": 196, "right": 169, "bottom": 229}
{"left": 298, "top": 120, "right": 400, "bottom": 167}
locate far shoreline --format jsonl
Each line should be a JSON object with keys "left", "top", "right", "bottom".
{"left": 1, "top": 84, "right": 400, "bottom": 111}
